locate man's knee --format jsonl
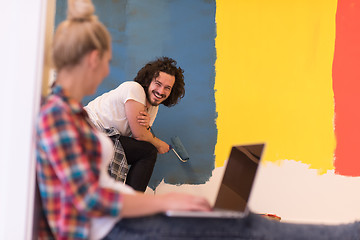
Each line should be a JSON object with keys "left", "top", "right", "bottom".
{"left": 142, "top": 141, "right": 158, "bottom": 158}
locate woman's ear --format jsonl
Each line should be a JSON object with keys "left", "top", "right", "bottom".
{"left": 87, "top": 50, "right": 100, "bottom": 69}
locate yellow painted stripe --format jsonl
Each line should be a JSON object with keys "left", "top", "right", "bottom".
{"left": 215, "top": 0, "right": 337, "bottom": 173}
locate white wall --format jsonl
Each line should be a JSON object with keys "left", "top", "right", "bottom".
{"left": 148, "top": 160, "right": 360, "bottom": 224}
{"left": 249, "top": 161, "right": 360, "bottom": 224}
{"left": 0, "top": 1, "right": 47, "bottom": 239}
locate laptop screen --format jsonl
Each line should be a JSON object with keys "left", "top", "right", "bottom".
{"left": 214, "top": 144, "right": 264, "bottom": 212}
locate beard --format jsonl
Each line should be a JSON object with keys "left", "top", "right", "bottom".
{"left": 146, "top": 90, "right": 166, "bottom": 106}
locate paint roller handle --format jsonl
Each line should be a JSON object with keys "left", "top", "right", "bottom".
{"left": 169, "top": 145, "right": 187, "bottom": 163}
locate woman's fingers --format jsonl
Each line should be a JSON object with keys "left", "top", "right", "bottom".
{"left": 162, "top": 193, "right": 211, "bottom": 212}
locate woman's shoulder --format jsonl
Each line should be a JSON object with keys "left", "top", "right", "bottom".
{"left": 39, "top": 94, "right": 76, "bottom": 123}
{"left": 41, "top": 94, "right": 66, "bottom": 112}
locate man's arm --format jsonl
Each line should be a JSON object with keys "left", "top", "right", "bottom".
{"left": 124, "top": 99, "right": 169, "bottom": 154}
{"left": 137, "top": 111, "right": 150, "bottom": 128}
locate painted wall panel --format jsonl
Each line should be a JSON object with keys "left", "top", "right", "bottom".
{"left": 333, "top": 0, "right": 360, "bottom": 176}
{"left": 215, "top": 0, "right": 337, "bottom": 173}
{"left": 55, "top": 0, "right": 360, "bottom": 182}
{"left": 55, "top": 0, "right": 217, "bottom": 189}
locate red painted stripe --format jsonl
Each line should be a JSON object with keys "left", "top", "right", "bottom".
{"left": 333, "top": 0, "right": 360, "bottom": 176}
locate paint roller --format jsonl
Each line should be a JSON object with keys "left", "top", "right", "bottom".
{"left": 170, "top": 136, "right": 189, "bottom": 162}
{"left": 149, "top": 127, "right": 189, "bottom": 162}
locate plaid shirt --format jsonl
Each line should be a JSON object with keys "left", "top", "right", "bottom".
{"left": 36, "top": 85, "right": 123, "bottom": 240}
{"left": 94, "top": 123, "right": 129, "bottom": 183}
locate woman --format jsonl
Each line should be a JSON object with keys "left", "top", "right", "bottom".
{"left": 36, "top": 0, "right": 360, "bottom": 239}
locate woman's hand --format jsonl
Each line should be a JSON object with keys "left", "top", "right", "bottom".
{"left": 159, "top": 193, "right": 211, "bottom": 212}
{"left": 121, "top": 192, "right": 211, "bottom": 218}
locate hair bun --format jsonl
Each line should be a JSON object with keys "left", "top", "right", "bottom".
{"left": 67, "top": 0, "right": 96, "bottom": 21}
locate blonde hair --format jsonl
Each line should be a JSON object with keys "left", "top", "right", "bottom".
{"left": 52, "top": 0, "right": 111, "bottom": 71}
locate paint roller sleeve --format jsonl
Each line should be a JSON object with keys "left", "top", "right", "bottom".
{"left": 171, "top": 136, "right": 190, "bottom": 161}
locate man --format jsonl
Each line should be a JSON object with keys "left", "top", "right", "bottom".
{"left": 85, "top": 57, "right": 185, "bottom": 192}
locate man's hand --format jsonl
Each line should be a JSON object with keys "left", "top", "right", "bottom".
{"left": 155, "top": 139, "right": 170, "bottom": 154}
{"left": 137, "top": 111, "right": 150, "bottom": 128}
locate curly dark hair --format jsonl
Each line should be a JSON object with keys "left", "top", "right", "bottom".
{"left": 134, "top": 57, "right": 185, "bottom": 107}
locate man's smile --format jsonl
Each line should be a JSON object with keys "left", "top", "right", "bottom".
{"left": 152, "top": 91, "right": 166, "bottom": 100}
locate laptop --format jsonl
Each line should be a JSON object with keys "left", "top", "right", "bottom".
{"left": 165, "top": 143, "right": 265, "bottom": 218}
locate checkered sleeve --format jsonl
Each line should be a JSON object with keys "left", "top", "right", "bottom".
{"left": 39, "top": 105, "right": 123, "bottom": 217}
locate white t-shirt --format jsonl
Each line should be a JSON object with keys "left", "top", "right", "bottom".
{"left": 84, "top": 81, "right": 158, "bottom": 136}
{"left": 90, "top": 131, "right": 135, "bottom": 240}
